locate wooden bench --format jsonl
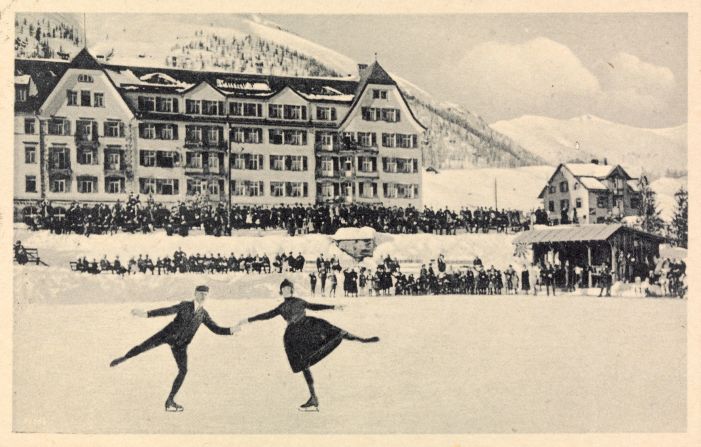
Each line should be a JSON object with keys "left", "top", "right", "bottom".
{"left": 14, "top": 247, "right": 47, "bottom": 266}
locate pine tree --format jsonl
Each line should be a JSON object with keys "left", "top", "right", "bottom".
{"left": 670, "top": 187, "right": 688, "bottom": 248}
{"left": 638, "top": 181, "right": 664, "bottom": 234}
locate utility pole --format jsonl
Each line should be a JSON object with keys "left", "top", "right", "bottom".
{"left": 494, "top": 177, "right": 498, "bottom": 210}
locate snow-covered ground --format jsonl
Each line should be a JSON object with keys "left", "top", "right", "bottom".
{"left": 13, "top": 294, "right": 686, "bottom": 433}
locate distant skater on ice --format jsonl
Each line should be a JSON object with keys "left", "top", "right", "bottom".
{"left": 233, "top": 278, "right": 379, "bottom": 411}
{"left": 109, "top": 285, "right": 237, "bottom": 412}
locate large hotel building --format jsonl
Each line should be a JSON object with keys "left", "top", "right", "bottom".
{"left": 13, "top": 49, "right": 426, "bottom": 219}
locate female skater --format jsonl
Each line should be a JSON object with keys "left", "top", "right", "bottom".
{"left": 233, "top": 279, "right": 379, "bottom": 411}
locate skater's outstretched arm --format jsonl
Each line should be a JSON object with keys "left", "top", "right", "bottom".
{"left": 246, "top": 306, "right": 281, "bottom": 322}
{"left": 146, "top": 301, "right": 186, "bottom": 318}
{"left": 305, "top": 301, "right": 337, "bottom": 311}
{"left": 202, "top": 311, "right": 236, "bottom": 335}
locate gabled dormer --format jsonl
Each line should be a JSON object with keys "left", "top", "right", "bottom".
{"left": 39, "top": 48, "right": 134, "bottom": 119}
{"left": 340, "top": 61, "right": 425, "bottom": 133}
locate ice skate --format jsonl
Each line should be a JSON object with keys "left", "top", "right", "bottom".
{"left": 298, "top": 396, "right": 319, "bottom": 412}
{"left": 109, "top": 357, "right": 125, "bottom": 367}
{"left": 165, "top": 400, "right": 184, "bottom": 412}
{"left": 361, "top": 336, "right": 380, "bottom": 343}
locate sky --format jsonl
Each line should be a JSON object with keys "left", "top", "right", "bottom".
{"left": 265, "top": 14, "right": 687, "bottom": 128}
{"left": 25, "top": 12, "right": 687, "bottom": 129}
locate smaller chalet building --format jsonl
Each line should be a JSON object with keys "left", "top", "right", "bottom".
{"left": 538, "top": 162, "right": 644, "bottom": 225}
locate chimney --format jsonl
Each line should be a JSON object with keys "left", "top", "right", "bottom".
{"left": 591, "top": 159, "right": 599, "bottom": 165}
{"left": 358, "top": 63, "right": 368, "bottom": 75}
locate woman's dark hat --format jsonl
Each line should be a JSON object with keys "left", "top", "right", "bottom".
{"left": 195, "top": 285, "right": 209, "bottom": 292}
{"left": 279, "top": 279, "right": 294, "bottom": 291}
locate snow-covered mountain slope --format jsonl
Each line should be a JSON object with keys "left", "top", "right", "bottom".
{"left": 490, "top": 114, "right": 687, "bottom": 177}
{"left": 15, "top": 13, "right": 537, "bottom": 169}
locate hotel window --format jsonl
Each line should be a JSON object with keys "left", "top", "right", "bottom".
{"left": 268, "top": 104, "right": 283, "bottom": 119}
{"left": 320, "top": 158, "right": 334, "bottom": 175}
{"left": 187, "top": 178, "right": 204, "bottom": 196}
{"left": 232, "top": 180, "right": 264, "bottom": 197}
{"left": 398, "top": 134, "right": 418, "bottom": 148}
{"left": 270, "top": 155, "right": 284, "bottom": 171}
{"left": 106, "top": 179, "right": 123, "bottom": 194}
{"left": 78, "top": 149, "right": 96, "bottom": 165}
{"left": 269, "top": 129, "right": 284, "bottom": 145}
{"left": 560, "top": 181, "right": 568, "bottom": 193}
{"left": 106, "top": 152, "right": 121, "bottom": 168}
{"left": 574, "top": 182, "right": 580, "bottom": 190}
{"left": 548, "top": 200, "right": 555, "bottom": 212}
{"left": 207, "top": 127, "right": 219, "bottom": 143}
{"left": 156, "top": 97, "right": 177, "bottom": 113}
{"left": 287, "top": 182, "right": 305, "bottom": 197}
{"left": 81, "top": 90, "right": 91, "bottom": 106}
{"left": 283, "top": 105, "right": 306, "bottom": 120}
{"left": 25, "top": 146, "right": 36, "bottom": 164}
{"left": 244, "top": 103, "right": 262, "bottom": 117}
{"left": 383, "top": 157, "right": 398, "bottom": 173}
{"left": 576, "top": 198, "right": 582, "bottom": 208}
{"left": 78, "top": 74, "right": 94, "bottom": 83}
{"left": 202, "top": 100, "right": 222, "bottom": 115}
{"left": 186, "top": 126, "right": 202, "bottom": 143}
{"left": 104, "top": 120, "right": 124, "bottom": 137}
{"left": 208, "top": 155, "right": 219, "bottom": 170}
{"left": 140, "top": 123, "right": 156, "bottom": 139}
{"left": 360, "top": 157, "right": 375, "bottom": 173}
{"left": 67, "top": 90, "right": 78, "bottom": 106}
{"left": 25, "top": 176, "right": 37, "bottom": 193}
{"left": 358, "top": 132, "right": 376, "bottom": 147}
{"left": 25, "top": 118, "right": 35, "bottom": 134}
{"left": 270, "top": 181, "right": 285, "bottom": 197}
{"left": 246, "top": 154, "right": 263, "bottom": 170}
{"left": 51, "top": 178, "right": 67, "bottom": 193}
{"left": 49, "top": 147, "right": 70, "bottom": 169}
{"left": 285, "top": 130, "right": 306, "bottom": 146}
{"left": 139, "top": 150, "right": 157, "bottom": 167}
{"left": 382, "top": 133, "right": 397, "bottom": 148}
{"left": 93, "top": 92, "right": 104, "bottom": 107}
{"left": 78, "top": 177, "right": 97, "bottom": 193}
{"left": 160, "top": 124, "right": 175, "bottom": 140}
{"left": 208, "top": 182, "right": 220, "bottom": 196}
{"left": 186, "top": 99, "right": 201, "bottom": 114}
{"left": 361, "top": 107, "right": 379, "bottom": 121}
{"left": 597, "top": 196, "right": 608, "bottom": 208}
{"left": 548, "top": 185, "right": 556, "bottom": 194}
{"left": 139, "top": 178, "right": 156, "bottom": 195}
{"left": 372, "top": 89, "right": 388, "bottom": 99}
{"left": 381, "top": 108, "right": 400, "bottom": 122}
{"left": 316, "top": 106, "right": 337, "bottom": 121}
{"left": 138, "top": 96, "right": 156, "bottom": 112}
{"left": 186, "top": 152, "right": 203, "bottom": 169}
{"left": 560, "top": 199, "right": 569, "bottom": 211}
{"left": 156, "top": 179, "right": 178, "bottom": 195}
{"left": 16, "top": 87, "right": 28, "bottom": 102}
{"left": 289, "top": 156, "right": 306, "bottom": 172}
{"left": 48, "top": 119, "right": 70, "bottom": 135}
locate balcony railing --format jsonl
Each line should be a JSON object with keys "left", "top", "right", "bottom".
{"left": 185, "top": 164, "right": 226, "bottom": 176}
{"left": 48, "top": 162, "right": 72, "bottom": 176}
{"left": 184, "top": 138, "right": 228, "bottom": 151}
{"left": 356, "top": 170, "right": 379, "bottom": 178}
{"left": 104, "top": 162, "right": 127, "bottom": 176}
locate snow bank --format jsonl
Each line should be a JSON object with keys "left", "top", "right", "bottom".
{"left": 331, "top": 226, "right": 376, "bottom": 241}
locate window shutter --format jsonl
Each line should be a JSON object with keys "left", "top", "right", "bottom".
{"left": 383, "top": 183, "right": 388, "bottom": 198}
{"left": 413, "top": 159, "right": 418, "bottom": 173}
{"left": 331, "top": 108, "right": 337, "bottom": 121}
{"left": 382, "top": 157, "right": 388, "bottom": 172}
{"left": 370, "top": 133, "right": 376, "bottom": 147}
{"left": 218, "top": 101, "right": 225, "bottom": 115}
{"left": 64, "top": 120, "right": 71, "bottom": 135}
{"left": 372, "top": 158, "right": 377, "bottom": 172}
{"left": 315, "top": 132, "right": 321, "bottom": 143}
{"left": 258, "top": 154, "right": 264, "bottom": 169}
{"left": 302, "top": 156, "right": 308, "bottom": 171}
{"left": 302, "top": 131, "right": 307, "bottom": 145}
{"left": 103, "top": 121, "right": 108, "bottom": 136}
{"left": 119, "top": 122, "right": 125, "bottom": 137}
{"left": 302, "top": 106, "right": 307, "bottom": 120}
{"left": 382, "top": 133, "right": 388, "bottom": 147}
{"left": 92, "top": 121, "right": 99, "bottom": 138}
{"left": 172, "top": 98, "right": 179, "bottom": 113}
{"left": 413, "top": 185, "right": 419, "bottom": 196}
{"left": 285, "top": 156, "right": 292, "bottom": 170}
{"left": 303, "top": 183, "right": 308, "bottom": 197}
{"left": 256, "top": 104, "right": 262, "bottom": 117}
{"left": 138, "top": 96, "right": 144, "bottom": 110}
{"left": 333, "top": 158, "right": 339, "bottom": 171}
{"left": 156, "top": 97, "right": 163, "bottom": 112}
{"left": 173, "top": 124, "right": 179, "bottom": 140}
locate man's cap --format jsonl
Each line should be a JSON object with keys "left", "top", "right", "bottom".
{"left": 195, "top": 285, "right": 209, "bottom": 292}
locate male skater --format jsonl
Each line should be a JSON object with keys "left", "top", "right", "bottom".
{"left": 109, "top": 285, "right": 237, "bottom": 412}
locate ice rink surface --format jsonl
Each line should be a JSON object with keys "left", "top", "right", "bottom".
{"left": 14, "top": 292, "right": 686, "bottom": 434}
